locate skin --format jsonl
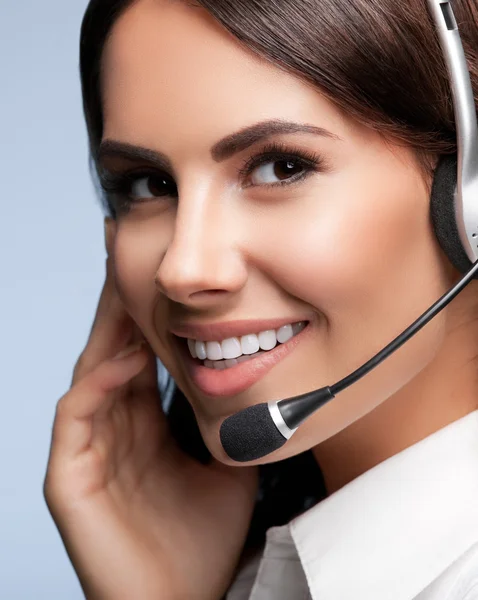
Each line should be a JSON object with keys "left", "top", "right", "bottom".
{"left": 99, "top": 0, "right": 478, "bottom": 495}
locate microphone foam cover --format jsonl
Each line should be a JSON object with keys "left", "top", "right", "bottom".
{"left": 220, "top": 403, "right": 287, "bottom": 462}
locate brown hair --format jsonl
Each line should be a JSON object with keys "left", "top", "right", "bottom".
{"left": 79, "top": 0, "right": 478, "bottom": 548}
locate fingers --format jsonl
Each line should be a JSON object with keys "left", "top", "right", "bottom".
{"left": 52, "top": 345, "right": 147, "bottom": 461}
{"left": 88, "top": 255, "right": 123, "bottom": 338}
{"left": 129, "top": 337, "right": 160, "bottom": 394}
{"left": 73, "top": 256, "right": 134, "bottom": 384}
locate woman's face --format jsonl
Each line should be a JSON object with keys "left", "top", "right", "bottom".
{"left": 99, "top": 0, "right": 454, "bottom": 465}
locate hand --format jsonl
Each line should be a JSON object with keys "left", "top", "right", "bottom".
{"left": 43, "top": 254, "right": 259, "bottom": 600}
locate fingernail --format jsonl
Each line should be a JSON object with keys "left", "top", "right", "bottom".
{"left": 113, "top": 341, "right": 145, "bottom": 360}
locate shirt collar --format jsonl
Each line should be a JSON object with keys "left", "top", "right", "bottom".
{"left": 288, "top": 410, "right": 478, "bottom": 600}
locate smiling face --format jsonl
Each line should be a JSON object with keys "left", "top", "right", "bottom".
{"left": 99, "top": 0, "right": 460, "bottom": 465}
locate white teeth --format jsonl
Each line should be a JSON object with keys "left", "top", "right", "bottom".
{"left": 195, "top": 340, "right": 207, "bottom": 360}
{"left": 258, "top": 329, "right": 277, "bottom": 351}
{"left": 240, "top": 334, "right": 260, "bottom": 355}
{"left": 221, "top": 337, "right": 242, "bottom": 359}
{"left": 276, "top": 323, "right": 293, "bottom": 344}
{"left": 186, "top": 321, "right": 308, "bottom": 363}
{"left": 206, "top": 341, "right": 222, "bottom": 361}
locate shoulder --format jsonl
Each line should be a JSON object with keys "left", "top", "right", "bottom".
{"left": 415, "top": 543, "right": 478, "bottom": 600}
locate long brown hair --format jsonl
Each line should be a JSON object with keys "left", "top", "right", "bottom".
{"left": 79, "top": 0, "right": 478, "bottom": 549}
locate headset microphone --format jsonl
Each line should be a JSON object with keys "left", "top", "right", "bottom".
{"left": 220, "top": 0, "right": 478, "bottom": 462}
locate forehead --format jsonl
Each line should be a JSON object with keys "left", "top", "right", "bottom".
{"left": 100, "top": 0, "right": 351, "bottom": 148}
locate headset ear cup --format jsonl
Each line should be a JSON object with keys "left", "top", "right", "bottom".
{"left": 430, "top": 153, "right": 478, "bottom": 277}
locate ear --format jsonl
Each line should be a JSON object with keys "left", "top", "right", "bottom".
{"left": 104, "top": 217, "right": 117, "bottom": 257}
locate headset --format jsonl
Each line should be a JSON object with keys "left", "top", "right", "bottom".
{"left": 220, "top": 0, "right": 478, "bottom": 462}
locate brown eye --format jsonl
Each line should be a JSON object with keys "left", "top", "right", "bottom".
{"left": 130, "top": 173, "right": 176, "bottom": 199}
{"left": 249, "top": 159, "right": 304, "bottom": 185}
{"left": 238, "top": 142, "right": 325, "bottom": 189}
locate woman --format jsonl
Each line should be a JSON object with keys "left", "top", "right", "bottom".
{"left": 43, "top": 0, "right": 478, "bottom": 598}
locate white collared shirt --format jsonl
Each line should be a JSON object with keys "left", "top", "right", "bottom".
{"left": 226, "top": 410, "right": 478, "bottom": 600}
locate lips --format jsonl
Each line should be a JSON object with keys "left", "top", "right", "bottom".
{"left": 174, "top": 321, "right": 312, "bottom": 398}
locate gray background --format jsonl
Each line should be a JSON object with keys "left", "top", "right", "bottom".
{"left": 0, "top": 1, "right": 153, "bottom": 597}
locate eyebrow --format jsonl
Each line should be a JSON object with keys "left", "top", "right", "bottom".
{"left": 97, "top": 119, "right": 341, "bottom": 170}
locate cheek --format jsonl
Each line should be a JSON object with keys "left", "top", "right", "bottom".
{"left": 112, "top": 221, "right": 187, "bottom": 382}
{"left": 251, "top": 161, "right": 434, "bottom": 316}
{"left": 112, "top": 224, "right": 164, "bottom": 325}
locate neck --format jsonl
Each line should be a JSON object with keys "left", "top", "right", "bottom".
{"left": 312, "top": 317, "right": 478, "bottom": 496}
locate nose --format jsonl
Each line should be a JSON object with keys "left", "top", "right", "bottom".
{"left": 154, "top": 185, "right": 248, "bottom": 308}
